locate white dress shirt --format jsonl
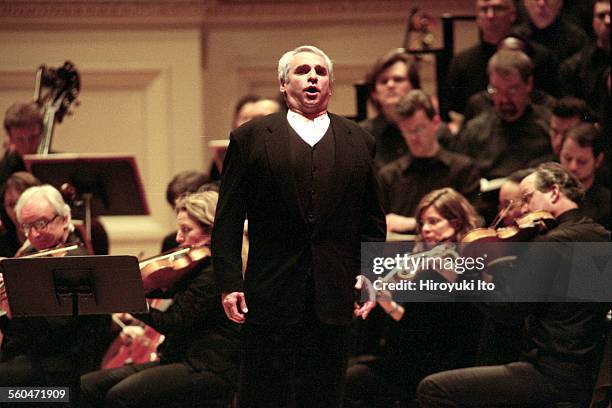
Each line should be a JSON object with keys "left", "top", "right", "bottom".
{"left": 286, "top": 110, "right": 330, "bottom": 147}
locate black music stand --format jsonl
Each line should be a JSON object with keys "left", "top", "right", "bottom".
{"left": 1, "top": 255, "right": 148, "bottom": 407}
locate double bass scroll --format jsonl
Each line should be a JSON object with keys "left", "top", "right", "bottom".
{"left": 34, "top": 61, "right": 80, "bottom": 155}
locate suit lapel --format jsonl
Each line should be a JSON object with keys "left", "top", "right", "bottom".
{"left": 264, "top": 114, "right": 305, "bottom": 224}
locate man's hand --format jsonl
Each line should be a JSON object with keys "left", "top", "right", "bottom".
{"left": 221, "top": 291, "right": 248, "bottom": 324}
{"left": 385, "top": 213, "right": 417, "bottom": 234}
{"left": 353, "top": 275, "right": 375, "bottom": 320}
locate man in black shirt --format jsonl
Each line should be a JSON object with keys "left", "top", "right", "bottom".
{"left": 359, "top": 50, "right": 420, "bottom": 169}
{"left": 559, "top": 0, "right": 610, "bottom": 117}
{"left": 417, "top": 162, "right": 610, "bottom": 408}
{"left": 380, "top": 90, "right": 480, "bottom": 234}
{"left": 0, "top": 102, "right": 43, "bottom": 187}
{"left": 457, "top": 49, "right": 551, "bottom": 181}
{"left": 515, "top": 0, "right": 590, "bottom": 62}
{"left": 559, "top": 123, "right": 610, "bottom": 230}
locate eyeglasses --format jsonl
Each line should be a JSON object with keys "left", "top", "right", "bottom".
{"left": 487, "top": 84, "right": 520, "bottom": 98}
{"left": 22, "top": 214, "right": 59, "bottom": 235}
{"left": 520, "top": 190, "right": 536, "bottom": 205}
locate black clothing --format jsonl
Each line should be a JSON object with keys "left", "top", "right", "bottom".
{"left": 582, "top": 182, "right": 611, "bottom": 231}
{"left": 417, "top": 209, "right": 611, "bottom": 407}
{"left": 0, "top": 233, "right": 108, "bottom": 387}
{"left": 241, "top": 312, "right": 351, "bottom": 408}
{"left": 80, "top": 361, "right": 231, "bottom": 408}
{"left": 378, "top": 147, "right": 480, "bottom": 217}
{"left": 213, "top": 112, "right": 386, "bottom": 325}
{"left": 288, "top": 124, "right": 335, "bottom": 226}
{"left": 0, "top": 151, "right": 26, "bottom": 257}
{"left": 446, "top": 41, "right": 496, "bottom": 116}
{"left": 446, "top": 40, "right": 559, "bottom": 115}
{"left": 0, "top": 150, "right": 25, "bottom": 188}
{"left": 0, "top": 227, "right": 21, "bottom": 258}
{"left": 359, "top": 115, "right": 459, "bottom": 169}
{"left": 559, "top": 44, "right": 610, "bottom": 116}
{"left": 212, "top": 111, "right": 386, "bottom": 407}
{"left": 346, "top": 267, "right": 483, "bottom": 407}
{"left": 359, "top": 115, "right": 407, "bottom": 170}
{"left": 161, "top": 231, "right": 179, "bottom": 253}
{"left": 81, "top": 258, "right": 240, "bottom": 407}
{"left": 514, "top": 17, "right": 590, "bottom": 62}
{"left": 463, "top": 89, "right": 556, "bottom": 125}
{"left": 457, "top": 104, "right": 551, "bottom": 180}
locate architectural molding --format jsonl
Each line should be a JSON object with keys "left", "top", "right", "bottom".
{"left": 0, "top": 1, "right": 473, "bottom": 28}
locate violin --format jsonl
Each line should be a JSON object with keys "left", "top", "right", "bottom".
{"left": 461, "top": 210, "right": 556, "bottom": 244}
{"left": 460, "top": 210, "right": 556, "bottom": 269}
{"left": 139, "top": 245, "right": 210, "bottom": 293}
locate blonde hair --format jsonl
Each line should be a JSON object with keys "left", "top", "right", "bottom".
{"left": 174, "top": 190, "right": 218, "bottom": 228}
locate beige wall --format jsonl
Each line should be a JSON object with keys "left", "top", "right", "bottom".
{"left": 0, "top": 1, "right": 477, "bottom": 257}
{"left": 0, "top": 28, "right": 205, "bottom": 256}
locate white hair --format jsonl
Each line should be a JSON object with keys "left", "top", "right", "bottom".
{"left": 15, "top": 184, "right": 71, "bottom": 225}
{"left": 277, "top": 45, "right": 334, "bottom": 84}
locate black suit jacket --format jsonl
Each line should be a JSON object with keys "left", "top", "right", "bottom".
{"left": 212, "top": 112, "right": 386, "bottom": 326}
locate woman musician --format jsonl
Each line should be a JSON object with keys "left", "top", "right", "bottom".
{"left": 81, "top": 190, "right": 240, "bottom": 408}
{"left": 345, "top": 188, "right": 484, "bottom": 407}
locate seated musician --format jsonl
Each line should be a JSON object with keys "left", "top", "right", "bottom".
{"left": 345, "top": 188, "right": 483, "bottom": 407}
{"left": 0, "top": 171, "right": 41, "bottom": 257}
{"left": 0, "top": 184, "right": 107, "bottom": 388}
{"left": 161, "top": 171, "right": 213, "bottom": 252}
{"left": 81, "top": 190, "right": 240, "bottom": 408}
{"left": 1, "top": 102, "right": 43, "bottom": 186}
{"left": 417, "top": 162, "right": 611, "bottom": 408}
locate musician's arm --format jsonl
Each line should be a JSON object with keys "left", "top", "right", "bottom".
{"left": 378, "top": 298, "right": 405, "bottom": 321}
{"left": 135, "top": 263, "right": 219, "bottom": 334}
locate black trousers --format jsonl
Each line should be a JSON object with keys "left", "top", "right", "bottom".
{"left": 417, "top": 361, "right": 589, "bottom": 408}
{"left": 80, "top": 361, "right": 233, "bottom": 408}
{"left": 239, "top": 316, "right": 350, "bottom": 408}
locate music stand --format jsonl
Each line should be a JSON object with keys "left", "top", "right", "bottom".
{"left": 1, "top": 255, "right": 147, "bottom": 317}
{"left": 24, "top": 153, "right": 150, "bottom": 243}
{"left": 1, "top": 255, "right": 148, "bottom": 407}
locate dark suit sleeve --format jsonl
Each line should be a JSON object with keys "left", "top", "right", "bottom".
{"left": 359, "top": 130, "right": 387, "bottom": 243}
{"left": 211, "top": 132, "right": 248, "bottom": 293}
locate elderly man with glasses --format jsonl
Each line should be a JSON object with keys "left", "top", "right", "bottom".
{"left": 0, "top": 184, "right": 107, "bottom": 392}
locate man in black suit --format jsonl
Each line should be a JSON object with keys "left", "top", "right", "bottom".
{"left": 212, "top": 45, "right": 387, "bottom": 407}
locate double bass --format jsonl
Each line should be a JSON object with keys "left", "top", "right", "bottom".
{"left": 34, "top": 61, "right": 80, "bottom": 155}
